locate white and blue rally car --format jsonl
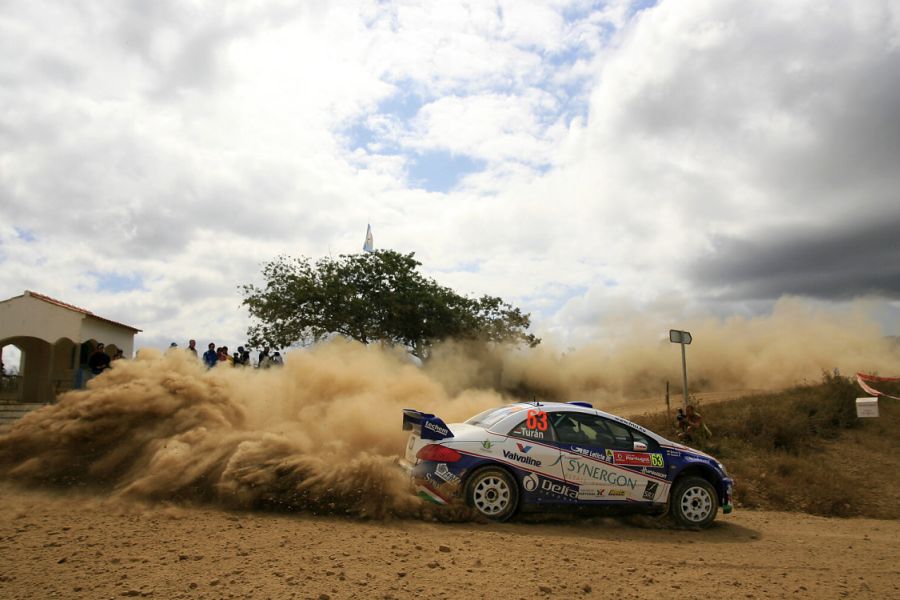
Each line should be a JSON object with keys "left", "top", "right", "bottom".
{"left": 401, "top": 401, "right": 733, "bottom": 528}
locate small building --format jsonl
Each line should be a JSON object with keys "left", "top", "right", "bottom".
{"left": 0, "top": 290, "right": 141, "bottom": 406}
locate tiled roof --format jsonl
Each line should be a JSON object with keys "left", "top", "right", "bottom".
{"left": 25, "top": 291, "right": 142, "bottom": 332}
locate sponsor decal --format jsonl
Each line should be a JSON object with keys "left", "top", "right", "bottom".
{"left": 424, "top": 421, "right": 449, "bottom": 436}
{"left": 606, "top": 450, "right": 665, "bottom": 468}
{"left": 540, "top": 478, "right": 578, "bottom": 500}
{"left": 502, "top": 450, "right": 543, "bottom": 467}
{"left": 516, "top": 442, "right": 533, "bottom": 454}
{"left": 666, "top": 449, "right": 682, "bottom": 458}
{"left": 643, "top": 481, "right": 659, "bottom": 501}
{"left": 565, "top": 458, "right": 638, "bottom": 489}
{"left": 684, "top": 455, "right": 711, "bottom": 464}
{"left": 570, "top": 446, "right": 612, "bottom": 463}
{"left": 608, "top": 489, "right": 626, "bottom": 497}
{"left": 516, "top": 427, "right": 545, "bottom": 440}
{"left": 434, "top": 463, "right": 461, "bottom": 485}
{"left": 610, "top": 415, "right": 649, "bottom": 434}
{"left": 577, "top": 486, "right": 606, "bottom": 499}
{"left": 639, "top": 467, "right": 665, "bottom": 477}
{"left": 481, "top": 440, "right": 494, "bottom": 451}
{"left": 521, "top": 474, "right": 578, "bottom": 499}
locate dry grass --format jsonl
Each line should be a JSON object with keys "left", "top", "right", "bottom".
{"left": 632, "top": 375, "right": 900, "bottom": 518}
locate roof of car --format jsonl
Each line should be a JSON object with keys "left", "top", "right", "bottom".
{"left": 506, "top": 401, "right": 606, "bottom": 416}
{"left": 493, "top": 401, "right": 658, "bottom": 438}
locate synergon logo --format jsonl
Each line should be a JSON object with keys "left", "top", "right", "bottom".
{"left": 565, "top": 458, "right": 637, "bottom": 489}
{"left": 423, "top": 421, "right": 449, "bottom": 436}
{"left": 502, "top": 450, "right": 542, "bottom": 467}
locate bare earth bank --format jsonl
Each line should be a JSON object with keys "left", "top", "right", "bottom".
{"left": 1, "top": 484, "right": 897, "bottom": 600}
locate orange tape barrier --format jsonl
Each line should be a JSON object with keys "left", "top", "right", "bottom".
{"left": 856, "top": 372, "right": 900, "bottom": 400}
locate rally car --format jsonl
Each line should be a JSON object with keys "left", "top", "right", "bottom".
{"left": 400, "top": 401, "right": 733, "bottom": 528}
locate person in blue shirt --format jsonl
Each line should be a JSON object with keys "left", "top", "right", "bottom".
{"left": 202, "top": 342, "right": 218, "bottom": 368}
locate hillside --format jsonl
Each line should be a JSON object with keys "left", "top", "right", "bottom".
{"left": 631, "top": 375, "right": 900, "bottom": 519}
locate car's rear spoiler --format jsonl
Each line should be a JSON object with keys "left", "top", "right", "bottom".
{"left": 402, "top": 409, "right": 455, "bottom": 441}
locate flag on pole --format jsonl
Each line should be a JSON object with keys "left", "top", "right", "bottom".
{"left": 363, "top": 224, "right": 374, "bottom": 253}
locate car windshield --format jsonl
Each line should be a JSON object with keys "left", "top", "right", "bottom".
{"left": 465, "top": 406, "right": 525, "bottom": 428}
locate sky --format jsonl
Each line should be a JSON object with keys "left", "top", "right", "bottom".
{"left": 2, "top": 0, "right": 900, "bottom": 355}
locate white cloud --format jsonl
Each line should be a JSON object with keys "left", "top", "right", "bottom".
{"left": 401, "top": 91, "right": 562, "bottom": 164}
{"left": 2, "top": 0, "right": 900, "bottom": 356}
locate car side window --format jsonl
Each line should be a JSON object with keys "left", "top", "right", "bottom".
{"left": 602, "top": 419, "right": 637, "bottom": 451}
{"left": 550, "top": 413, "right": 657, "bottom": 451}
{"left": 601, "top": 418, "right": 656, "bottom": 451}
{"left": 551, "top": 413, "right": 616, "bottom": 447}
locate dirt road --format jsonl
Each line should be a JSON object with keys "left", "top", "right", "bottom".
{"left": 1, "top": 484, "right": 896, "bottom": 600}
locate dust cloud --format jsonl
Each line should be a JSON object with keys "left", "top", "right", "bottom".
{"left": 0, "top": 341, "right": 500, "bottom": 519}
{"left": 1, "top": 297, "right": 897, "bottom": 517}
{"left": 425, "top": 297, "right": 900, "bottom": 403}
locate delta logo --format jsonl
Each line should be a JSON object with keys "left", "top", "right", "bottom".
{"left": 516, "top": 443, "right": 532, "bottom": 454}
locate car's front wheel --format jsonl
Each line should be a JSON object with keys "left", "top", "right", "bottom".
{"left": 465, "top": 466, "right": 518, "bottom": 521}
{"left": 670, "top": 476, "right": 719, "bottom": 529}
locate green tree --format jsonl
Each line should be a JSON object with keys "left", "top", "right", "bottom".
{"left": 240, "top": 250, "right": 540, "bottom": 359}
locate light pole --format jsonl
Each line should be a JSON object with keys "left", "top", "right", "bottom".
{"left": 669, "top": 329, "right": 692, "bottom": 409}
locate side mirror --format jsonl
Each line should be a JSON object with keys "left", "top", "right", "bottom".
{"left": 633, "top": 441, "right": 648, "bottom": 452}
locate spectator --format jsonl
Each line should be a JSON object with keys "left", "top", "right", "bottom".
{"left": 236, "top": 346, "right": 251, "bottom": 366}
{"left": 187, "top": 339, "right": 198, "bottom": 357}
{"left": 675, "top": 408, "right": 687, "bottom": 436}
{"left": 88, "top": 343, "right": 111, "bottom": 378}
{"left": 203, "top": 343, "right": 218, "bottom": 368}
{"left": 258, "top": 348, "right": 271, "bottom": 369}
{"left": 113, "top": 349, "right": 125, "bottom": 361}
{"left": 271, "top": 351, "right": 284, "bottom": 366}
{"left": 217, "top": 346, "right": 233, "bottom": 365}
{"left": 683, "top": 405, "right": 711, "bottom": 444}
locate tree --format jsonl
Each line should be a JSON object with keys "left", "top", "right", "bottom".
{"left": 240, "top": 250, "right": 540, "bottom": 360}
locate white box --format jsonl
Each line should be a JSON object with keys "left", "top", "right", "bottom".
{"left": 856, "top": 397, "right": 879, "bottom": 418}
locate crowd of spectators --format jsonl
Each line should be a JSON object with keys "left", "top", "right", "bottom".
{"left": 170, "top": 339, "right": 283, "bottom": 369}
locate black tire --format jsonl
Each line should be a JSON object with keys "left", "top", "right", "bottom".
{"left": 465, "top": 466, "right": 519, "bottom": 522}
{"left": 670, "top": 476, "right": 719, "bottom": 529}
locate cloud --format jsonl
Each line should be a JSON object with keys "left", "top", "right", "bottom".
{"left": 691, "top": 217, "right": 900, "bottom": 301}
{"left": 1, "top": 0, "right": 900, "bottom": 357}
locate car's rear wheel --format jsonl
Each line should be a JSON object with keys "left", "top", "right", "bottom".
{"left": 465, "top": 466, "right": 518, "bottom": 521}
{"left": 670, "top": 476, "right": 718, "bottom": 529}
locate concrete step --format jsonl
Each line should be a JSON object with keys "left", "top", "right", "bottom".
{"left": 0, "top": 403, "right": 49, "bottom": 434}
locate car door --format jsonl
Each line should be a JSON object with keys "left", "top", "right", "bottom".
{"left": 552, "top": 412, "right": 667, "bottom": 502}
{"left": 502, "top": 409, "right": 570, "bottom": 502}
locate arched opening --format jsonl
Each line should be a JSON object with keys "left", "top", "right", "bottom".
{"left": 1, "top": 342, "right": 24, "bottom": 401}
{"left": 0, "top": 336, "right": 53, "bottom": 404}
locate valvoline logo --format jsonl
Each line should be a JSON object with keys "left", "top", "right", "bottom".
{"left": 516, "top": 443, "right": 532, "bottom": 454}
